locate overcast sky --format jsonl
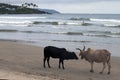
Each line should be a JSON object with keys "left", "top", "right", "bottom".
{"left": 0, "top": 0, "right": 120, "bottom": 14}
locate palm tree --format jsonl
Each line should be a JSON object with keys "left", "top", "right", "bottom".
{"left": 30, "top": 3, "right": 38, "bottom": 8}
{"left": 33, "top": 4, "right": 38, "bottom": 8}
{"left": 21, "top": 3, "right": 38, "bottom": 8}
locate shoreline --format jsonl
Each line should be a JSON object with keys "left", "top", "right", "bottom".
{"left": 0, "top": 39, "right": 119, "bottom": 57}
{"left": 0, "top": 41, "right": 120, "bottom": 80}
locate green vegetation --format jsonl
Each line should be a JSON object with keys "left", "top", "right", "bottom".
{"left": 21, "top": 3, "right": 38, "bottom": 8}
{"left": 0, "top": 3, "right": 49, "bottom": 14}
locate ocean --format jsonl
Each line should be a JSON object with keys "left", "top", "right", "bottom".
{"left": 0, "top": 14, "right": 120, "bottom": 56}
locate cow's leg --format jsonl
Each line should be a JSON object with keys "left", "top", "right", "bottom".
{"left": 59, "top": 58, "right": 64, "bottom": 69}
{"left": 107, "top": 61, "right": 111, "bottom": 75}
{"left": 47, "top": 57, "right": 51, "bottom": 68}
{"left": 90, "top": 62, "right": 94, "bottom": 73}
{"left": 43, "top": 57, "right": 47, "bottom": 68}
{"left": 58, "top": 59, "right": 61, "bottom": 69}
{"left": 61, "top": 60, "right": 65, "bottom": 69}
{"left": 100, "top": 62, "right": 106, "bottom": 74}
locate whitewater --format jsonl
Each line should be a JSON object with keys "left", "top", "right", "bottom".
{"left": 0, "top": 14, "right": 120, "bottom": 56}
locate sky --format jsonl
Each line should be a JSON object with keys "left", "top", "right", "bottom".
{"left": 0, "top": 0, "right": 120, "bottom": 14}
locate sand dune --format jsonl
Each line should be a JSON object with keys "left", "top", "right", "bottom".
{"left": 0, "top": 41, "right": 120, "bottom": 80}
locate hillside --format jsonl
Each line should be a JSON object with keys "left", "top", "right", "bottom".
{"left": 0, "top": 3, "right": 50, "bottom": 14}
{"left": 40, "top": 9, "right": 60, "bottom": 14}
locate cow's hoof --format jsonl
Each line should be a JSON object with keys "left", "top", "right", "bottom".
{"left": 43, "top": 66, "right": 46, "bottom": 68}
{"left": 49, "top": 66, "right": 51, "bottom": 68}
{"left": 107, "top": 72, "right": 110, "bottom": 75}
{"left": 90, "top": 70, "right": 94, "bottom": 73}
{"left": 99, "top": 72, "right": 103, "bottom": 74}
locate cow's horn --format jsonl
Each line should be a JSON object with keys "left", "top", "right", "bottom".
{"left": 76, "top": 48, "right": 82, "bottom": 52}
{"left": 83, "top": 46, "right": 85, "bottom": 51}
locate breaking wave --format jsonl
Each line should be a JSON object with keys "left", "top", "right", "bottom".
{"left": 69, "top": 17, "right": 90, "bottom": 21}
{"left": 69, "top": 17, "right": 120, "bottom": 23}
{"left": 1, "top": 18, "right": 120, "bottom": 27}
{"left": 33, "top": 21, "right": 93, "bottom": 26}
{"left": 33, "top": 21, "right": 59, "bottom": 25}
{"left": 18, "top": 30, "right": 120, "bottom": 38}
{"left": 103, "top": 24, "right": 120, "bottom": 27}
{"left": 0, "top": 29, "right": 18, "bottom": 32}
{"left": 0, "top": 20, "right": 32, "bottom": 26}
{"left": 20, "top": 31, "right": 83, "bottom": 35}
{"left": 0, "top": 21, "right": 84, "bottom": 26}
{"left": 52, "top": 40, "right": 91, "bottom": 43}
{"left": 90, "top": 18, "right": 120, "bottom": 23}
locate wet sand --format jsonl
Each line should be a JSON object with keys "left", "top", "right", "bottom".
{"left": 0, "top": 41, "right": 120, "bottom": 80}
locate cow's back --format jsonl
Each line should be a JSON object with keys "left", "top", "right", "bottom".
{"left": 90, "top": 49, "right": 110, "bottom": 62}
{"left": 44, "top": 46, "right": 66, "bottom": 58}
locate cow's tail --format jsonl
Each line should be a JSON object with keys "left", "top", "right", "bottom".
{"left": 107, "top": 53, "right": 111, "bottom": 68}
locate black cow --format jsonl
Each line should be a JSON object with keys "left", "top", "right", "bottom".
{"left": 43, "top": 46, "right": 78, "bottom": 69}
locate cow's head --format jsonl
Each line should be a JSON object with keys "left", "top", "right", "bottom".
{"left": 63, "top": 51, "right": 78, "bottom": 60}
{"left": 76, "top": 46, "right": 86, "bottom": 59}
{"left": 72, "top": 52, "right": 78, "bottom": 60}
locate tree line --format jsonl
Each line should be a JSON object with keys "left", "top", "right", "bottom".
{"left": 21, "top": 3, "right": 38, "bottom": 8}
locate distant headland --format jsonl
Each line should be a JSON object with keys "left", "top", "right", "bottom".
{"left": 0, "top": 3, "right": 60, "bottom": 14}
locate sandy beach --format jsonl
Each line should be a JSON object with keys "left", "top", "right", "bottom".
{"left": 0, "top": 41, "right": 120, "bottom": 80}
